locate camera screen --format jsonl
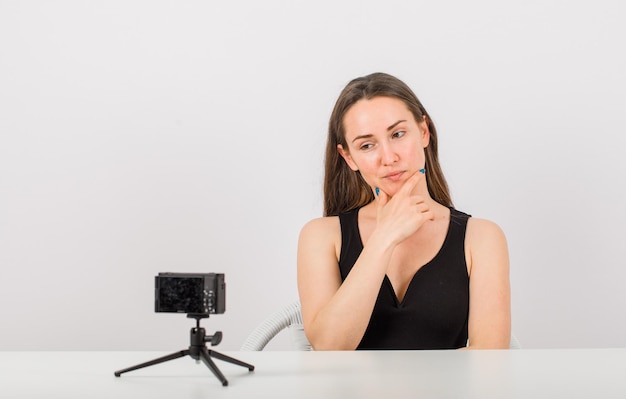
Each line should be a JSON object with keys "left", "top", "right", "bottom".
{"left": 156, "top": 276, "right": 206, "bottom": 314}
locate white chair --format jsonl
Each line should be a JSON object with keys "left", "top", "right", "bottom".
{"left": 241, "top": 301, "right": 312, "bottom": 351}
{"left": 509, "top": 333, "right": 522, "bottom": 349}
{"left": 241, "top": 300, "right": 521, "bottom": 350}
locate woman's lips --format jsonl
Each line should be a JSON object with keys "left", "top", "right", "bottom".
{"left": 383, "top": 171, "right": 405, "bottom": 182}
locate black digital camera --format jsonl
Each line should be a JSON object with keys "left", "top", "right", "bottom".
{"left": 155, "top": 272, "right": 225, "bottom": 315}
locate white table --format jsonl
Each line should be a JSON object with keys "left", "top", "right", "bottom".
{"left": 1, "top": 349, "right": 625, "bottom": 398}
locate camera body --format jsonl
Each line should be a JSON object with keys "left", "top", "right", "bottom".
{"left": 155, "top": 272, "right": 225, "bottom": 315}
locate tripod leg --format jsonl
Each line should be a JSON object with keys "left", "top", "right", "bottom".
{"left": 114, "top": 350, "right": 189, "bottom": 377}
{"left": 199, "top": 347, "right": 229, "bottom": 386}
{"left": 209, "top": 350, "right": 255, "bottom": 371}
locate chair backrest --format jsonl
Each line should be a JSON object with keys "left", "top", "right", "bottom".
{"left": 509, "top": 333, "right": 522, "bottom": 349}
{"left": 241, "top": 300, "right": 521, "bottom": 350}
{"left": 240, "top": 300, "right": 312, "bottom": 351}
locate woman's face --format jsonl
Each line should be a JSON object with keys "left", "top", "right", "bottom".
{"left": 338, "top": 96, "right": 429, "bottom": 197}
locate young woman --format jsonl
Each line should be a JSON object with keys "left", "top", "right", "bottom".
{"left": 297, "top": 72, "right": 510, "bottom": 350}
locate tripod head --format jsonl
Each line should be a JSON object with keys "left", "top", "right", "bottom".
{"left": 186, "top": 313, "right": 222, "bottom": 346}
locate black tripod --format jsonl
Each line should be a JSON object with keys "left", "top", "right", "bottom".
{"left": 114, "top": 314, "right": 254, "bottom": 386}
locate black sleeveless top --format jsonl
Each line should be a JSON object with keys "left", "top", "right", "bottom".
{"left": 338, "top": 207, "right": 470, "bottom": 350}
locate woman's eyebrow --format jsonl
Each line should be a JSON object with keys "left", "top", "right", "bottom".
{"left": 351, "top": 133, "right": 373, "bottom": 143}
{"left": 387, "top": 120, "right": 406, "bottom": 131}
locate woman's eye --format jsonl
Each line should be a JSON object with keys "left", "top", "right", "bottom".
{"left": 359, "top": 143, "right": 374, "bottom": 151}
{"left": 392, "top": 130, "right": 406, "bottom": 139}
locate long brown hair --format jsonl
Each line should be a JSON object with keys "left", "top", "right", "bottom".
{"left": 324, "top": 72, "right": 452, "bottom": 216}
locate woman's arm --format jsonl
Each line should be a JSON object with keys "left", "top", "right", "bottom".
{"left": 464, "top": 218, "right": 511, "bottom": 349}
{"left": 296, "top": 217, "right": 395, "bottom": 350}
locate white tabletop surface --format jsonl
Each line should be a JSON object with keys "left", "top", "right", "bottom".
{"left": 1, "top": 349, "right": 625, "bottom": 398}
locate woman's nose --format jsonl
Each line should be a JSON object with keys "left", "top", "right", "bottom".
{"left": 380, "top": 143, "right": 398, "bottom": 165}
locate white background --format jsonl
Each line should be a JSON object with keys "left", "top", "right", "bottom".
{"left": 1, "top": 0, "right": 624, "bottom": 351}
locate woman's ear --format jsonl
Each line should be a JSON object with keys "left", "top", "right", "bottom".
{"left": 419, "top": 117, "right": 431, "bottom": 148}
{"left": 337, "top": 144, "right": 359, "bottom": 171}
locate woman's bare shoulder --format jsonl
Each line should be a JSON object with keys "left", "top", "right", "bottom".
{"left": 465, "top": 217, "right": 509, "bottom": 275}
{"left": 466, "top": 217, "right": 507, "bottom": 243}
{"left": 299, "top": 216, "right": 341, "bottom": 241}
{"left": 298, "top": 216, "right": 342, "bottom": 260}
